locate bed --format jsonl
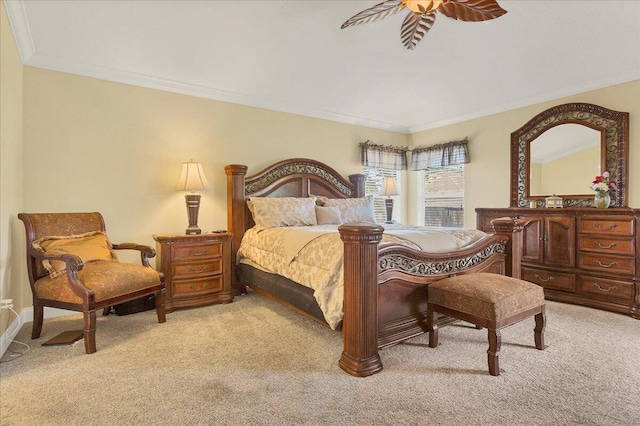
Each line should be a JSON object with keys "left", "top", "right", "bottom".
{"left": 226, "top": 158, "right": 523, "bottom": 376}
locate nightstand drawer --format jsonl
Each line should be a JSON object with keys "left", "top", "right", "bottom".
{"left": 577, "top": 276, "right": 634, "bottom": 303}
{"left": 172, "top": 259, "right": 222, "bottom": 279}
{"left": 578, "top": 253, "right": 635, "bottom": 275}
{"left": 522, "top": 267, "right": 574, "bottom": 291}
{"left": 578, "top": 236, "right": 635, "bottom": 255}
{"left": 172, "top": 276, "right": 224, "bottom": 298}
{"left": 578, "top": 217, "right": 634, "bottom": 236}
{"left": 173, "top": 242, "right": 222, "bottom": 260}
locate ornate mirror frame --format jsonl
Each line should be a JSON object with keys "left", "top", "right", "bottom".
{"left": 510, "top": 103, "right": 629, "bottom": 208}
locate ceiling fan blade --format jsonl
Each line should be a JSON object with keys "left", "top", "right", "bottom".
{"left": 341, "top": 0, "right": 404, "bottom": 29}
{"left": 438, "top": 0, "right": 507, "bottom": 22}
{"left": 401, "top": 12, "right": 436, "bottom": 50}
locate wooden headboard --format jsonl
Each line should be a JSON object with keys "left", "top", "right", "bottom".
{"left": 225, "top": 158, "right": 366, "bottom": 292}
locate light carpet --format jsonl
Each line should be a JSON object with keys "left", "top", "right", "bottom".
{"left": 1, "top": 293, "right": 639, "bottom": 426}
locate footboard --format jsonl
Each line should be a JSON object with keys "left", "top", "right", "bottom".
{"left": 338, "top": 218, "right": 523, "bottom": 377}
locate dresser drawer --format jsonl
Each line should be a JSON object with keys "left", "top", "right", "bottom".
{"left": 577, "top": 276, "right": 634, "bottom": 303}
{"left": 522, "top": 267, "right": 575, "bottom": 291}
{"left": 172, "top": 259, "right": 222, "bottom": 279}
{"left": 172, "top": 241, "right": 222, "bottom": 260}
{"left": 171, "top": 276, "right": 224, "bottom": 298}
{"left": 578, "top": 217, "right": 634, "bottom": 236}
{"left": 577, "top": 253, "right": 635, "bottom": 275}
{"left": 578, "top": 236, "right": 635, "bottom": 255}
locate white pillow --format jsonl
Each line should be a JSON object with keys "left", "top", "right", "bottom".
{"left": 248, "top": 197, "right": 317, "bottom": 229}
{"left": 323, "top": 196, "right": 376, "bottom": 223}
{"left": 315, "top": 206, "right": 342, "bottom": 225}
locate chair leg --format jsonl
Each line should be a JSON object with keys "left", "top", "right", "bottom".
{"left": 102, "top": 307, "right": 111, "bottom": 316}
{"left": 155, "top": 291, "right": 166, "bottom": 323}
{"left": 427, "top": 304, "right": 438, "bottom": 348}
{"left": 32, "top": 302, "right": 44, "bottom": 339}
{"left": 83, "top": 311, "right": 97, "bottom": 354}
{"left": 534, "top": 309, "right": 546, "bottom": 350}
{"left": 487, "top": 328, "right": 502, "bottom": 376}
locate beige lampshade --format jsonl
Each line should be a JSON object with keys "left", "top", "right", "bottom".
{"left": 379, "top": 177, "right": 399, "bottom": 197}
{"left": 175, "top": 161, "right": 211, "bottom": 192}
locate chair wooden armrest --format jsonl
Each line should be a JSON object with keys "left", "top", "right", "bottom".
{"left": 112, "top": 243, "right": 156, "bottom": 267}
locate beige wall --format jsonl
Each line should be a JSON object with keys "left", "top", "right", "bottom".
{"left": 0, "top": 1, "right": 25, "bottom": 337}
{"left": 409, "top": 80, "right": 640, "bottom": 226}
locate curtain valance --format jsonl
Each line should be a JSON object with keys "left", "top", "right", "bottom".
{"left": 360, "top": 140, "right": 409, "bottom": 170}
{"left": 411, "top": 138, "right": 470, "bottom": 170}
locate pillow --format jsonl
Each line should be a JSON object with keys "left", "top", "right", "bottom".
{"left": 315, "top": 206, "right": 342, "bottom": 225}
{"left": 248, "top": 197, "right": 317, "bottom": 229}
{"left": 323, "top": 196, "right": 377, "bottom": 223}
{"left": 32, "top": 231, "right": 119, "bottom": 278}
{"left": 311, "top": 195, "right": 329, "bottom": 206}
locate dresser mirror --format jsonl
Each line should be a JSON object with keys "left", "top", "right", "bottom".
{"left": 510, "top": 103, "right": 629, "bottom": 208}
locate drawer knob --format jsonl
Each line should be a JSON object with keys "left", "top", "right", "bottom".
{"left": 593, "top": 223, "right": 617, "bottom": 231}
{"left": 189, "top": 282, "right": 209, "bottom": 291}
{"left": 594, "top": 241, "right": 617, "bottom": 249}
{"left": 534, "top": 274, "right": 554, "bottom": 282}
{"left": 592, "top": 283, "right": 618, "bottom": 292}
{"left": 189, "top": 266, "right": 208, "bottom": 273}
{"left": 189, "top": 248, "right": 208, "bottom": 256}
{"left": 594, "top": 259, "right": 617, "bottom": 268}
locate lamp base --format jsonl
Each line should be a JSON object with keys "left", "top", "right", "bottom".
{"left": 185, "top": 193, "right": 202, "bottom": 235}
{"left": 384, "top": 197, "right": 394, "bottom": 224}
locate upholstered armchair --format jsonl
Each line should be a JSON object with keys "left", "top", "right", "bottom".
{"left": 18, "top": 212, "right": 166, "bottom": 354}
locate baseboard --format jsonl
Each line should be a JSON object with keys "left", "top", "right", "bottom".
{"left": 0, "top": 306, "right": 75, "bottom": 358}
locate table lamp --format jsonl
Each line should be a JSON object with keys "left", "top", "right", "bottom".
{"left": 380, "top": 177, "right": 398, "bottom": 224}
{"left": 175, "top": 160, "right": 210, "bottom": 234}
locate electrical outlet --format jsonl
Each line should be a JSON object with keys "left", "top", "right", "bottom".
{"left": 0, "top": 299, "right": 13, "bottom": 310}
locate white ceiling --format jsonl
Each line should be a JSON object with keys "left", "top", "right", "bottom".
{"left": 5, "top": 0, "right": 640, "bottom": 134}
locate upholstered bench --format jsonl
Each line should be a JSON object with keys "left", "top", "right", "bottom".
{"left": 427, "top": 273, "right": 546, "bottom": 376}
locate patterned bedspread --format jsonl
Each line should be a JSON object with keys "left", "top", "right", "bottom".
{"left": 237, "top": 224, "right": 487, "bottom": 329}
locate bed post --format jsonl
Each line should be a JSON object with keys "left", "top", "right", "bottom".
{"left": 348, "top": 174, "right": 366, "bottom": 198}
{"left": 225, "top": 164, "right": 248, "bottom": 295}
{"left": 491, "top": 217, "right": 524, "bottom": 279}
{"left": 338, "top": 222, "right": 384, "bottom": 377}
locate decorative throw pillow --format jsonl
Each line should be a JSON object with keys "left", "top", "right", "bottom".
{"left": 315, "top": 206, "right": 342, "bottom": 225}
{"left": 248, "top": 197, "right": 317, "bottom": 229}
{"left": 32, "top": 231, "right": 119, "bottom": 278}
{"left": 323, "top": 196, "right": 377, "bottom": 223}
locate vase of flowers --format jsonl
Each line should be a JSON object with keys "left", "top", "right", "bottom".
{"left": 592, "top": 171, "right": 615, "bottom": 208}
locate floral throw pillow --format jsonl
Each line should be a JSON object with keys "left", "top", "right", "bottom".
{"left": 323, "top": 196, "right": 376, "bottom": 223}
{"left": 248, "top": 197, "right": 317, "bottom": 229}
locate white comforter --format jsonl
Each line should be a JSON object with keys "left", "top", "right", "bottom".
{"left": 237, "top": 224, "right": 487, "bottom": 329}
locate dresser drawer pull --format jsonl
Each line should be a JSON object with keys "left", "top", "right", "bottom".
{"left": 534, "top": 274, "right": 554, "bottom": 282}
{"left": 189, "top": 249, "right": 208, "bottom": 256}
{"left": 592, "top": 283, "right": 618, "bottom": 292}
{"left": 189, "top": 282, "right": 209, "bottom": 291}
{"left": 594, "top": 260, "right": 617, "bottom": 268}
{"left": 189, "top": 266, "right": 208, "bottom": 273}
{"left": 593, "top": 223, "right": 617, "bottom": 231}
{"left": 594, "top": 241, "right": 617, "bottom": 249}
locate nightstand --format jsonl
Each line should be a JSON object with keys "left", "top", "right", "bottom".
{"left": 152, "top": 233, "right": 233, "bottom": 312}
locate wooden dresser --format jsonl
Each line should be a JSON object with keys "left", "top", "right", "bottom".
{"left": 477, "top": 208, "right": 639, "bottom": 319}
{"left": 153, "top": 233, "right": 233, "bottom": 312}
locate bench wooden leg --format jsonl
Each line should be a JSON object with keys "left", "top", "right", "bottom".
{"left": 487, "top": 328, "right": 501, "bottom": 376}
{"left": 534, "top": 309, "right": 546, "bottom": 350}
{"left": 427, "top": 304, "right": 438, "bottom": 348}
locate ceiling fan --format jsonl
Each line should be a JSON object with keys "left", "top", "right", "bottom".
{"left": 341, "top": 0, "right": 507, "bottom": 50}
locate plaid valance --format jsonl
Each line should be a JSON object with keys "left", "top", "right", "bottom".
{"left": 360, "top": 140, "right": 409, "bottom": 170}
{"left": 411, "top": 138, "right": 470, "bottom": 170}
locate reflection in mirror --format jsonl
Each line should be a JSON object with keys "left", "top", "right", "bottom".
{"left": 529, "top": 124, "right": 601, "bottom": 196}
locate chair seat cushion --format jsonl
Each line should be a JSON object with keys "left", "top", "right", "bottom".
{"left": 34, "top": 260, "right": 162, "bottom": 304}
{"left": 428, "top": 273, "right": 544, "bottom": 321}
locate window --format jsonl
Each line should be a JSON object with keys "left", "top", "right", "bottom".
{"left": 420, "top": 164, "right": 464, "bottom": 227}
{"left": 363, "top": 167, "right": 401, "bottom": 223}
